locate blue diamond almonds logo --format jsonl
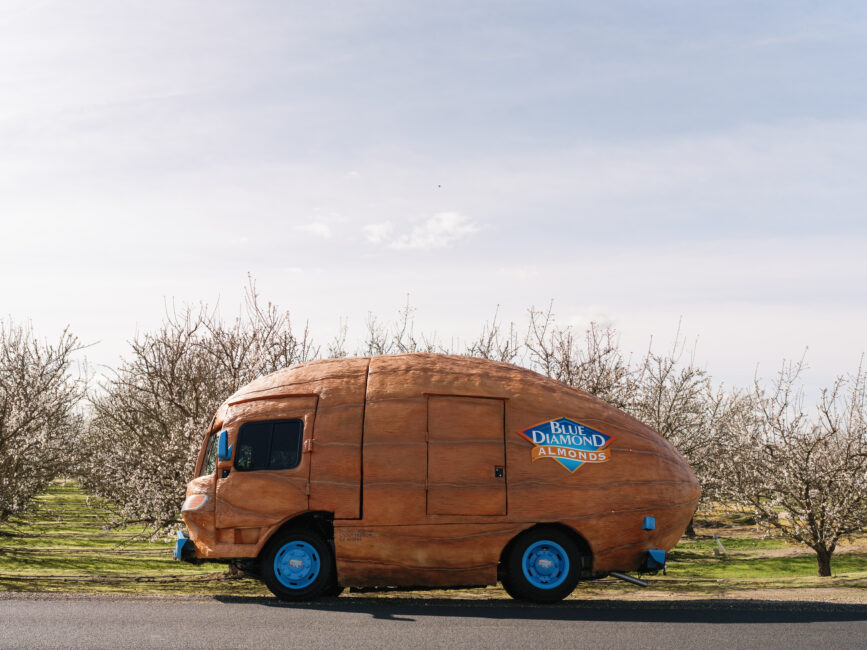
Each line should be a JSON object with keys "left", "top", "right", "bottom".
{"left": 517, "top": 417, "right": 614, "bottom": 473}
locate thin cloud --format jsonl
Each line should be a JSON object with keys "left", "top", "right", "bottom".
{"left": 497, "top": 266, "right": 539, "bottom": 281}
{"left": 367, "top": 212, "right": 480, "bottom": 250}
{"left": 295, "top": 221, "right": 332, "bottom": 238}
{"left": 363, "top": 222, "right": 393, "bottom": 244}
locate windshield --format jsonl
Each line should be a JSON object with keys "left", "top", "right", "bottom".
{"left": 199, "top": 433, "right": 218, "bottom": 477}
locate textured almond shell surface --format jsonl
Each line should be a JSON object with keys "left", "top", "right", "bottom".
{"left": 184, "top": 354, "right": 700, "bottom": 587}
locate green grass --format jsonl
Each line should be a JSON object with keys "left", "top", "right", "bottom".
{"left": 1, "top": 480, "right": 865, "bottom": 599}
{"left": 0, "top": 480, "right": 269, "bottom": 596}
{"left": 670, "top": 536, "right": 787, "bottom": 556}
{"left": 670, "top": 553, "right": 867, "bottom": 578}
{"left": 668, "top": 552, "right": 867, "bottom": 579}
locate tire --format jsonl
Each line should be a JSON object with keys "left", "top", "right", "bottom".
{"left": 323, "top": 583, "right": 345, "bottom": 597}
{"left": 260, "top": 528, "right": 336, "bottom": 601}
{"left": 502, "top": 527, "right": 582, "bottom": 603}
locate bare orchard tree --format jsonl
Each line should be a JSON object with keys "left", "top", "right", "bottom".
{"left": 0, "top": 321, "right": 84, "bottom": 519}
{"left": 630, "top": 334, "right": 734, "bottom": 528}
{"left": 203, "top": 281, "right": 317, "bottom": 384}
{"left": 76, "top": 284, "right": 318, "bottom": 532}
{"left": 524, "top": 303, "right": 635, "bottom": 410}
{"left": 465, "top": 306, "right": 521, "bottom": 364}
{"left": 362, "top": 296, "right": 440, "bottom": 356}
{"left": 326, "top": 318, "right": 350, "bottom": 359}
{"left": 718, "top": 358, "right": 867, "bottom": 576}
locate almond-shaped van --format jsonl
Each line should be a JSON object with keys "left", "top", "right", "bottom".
{"left": 176, "top": 354, "right": 699, "bottom": 603}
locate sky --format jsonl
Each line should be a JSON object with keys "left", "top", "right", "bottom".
{"left": 1, "top": 1, "right": 866, "bottom": 393}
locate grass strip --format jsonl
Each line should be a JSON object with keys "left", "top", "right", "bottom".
{"left": 1, "top": 480, "right": 865, "bottom": 600}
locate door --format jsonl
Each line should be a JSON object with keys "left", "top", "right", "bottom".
{"left": 426, "top": 396, "right": 506, "bottom": 516}
{"left": 215, "top": 395, "right": 317, "bottom": 533}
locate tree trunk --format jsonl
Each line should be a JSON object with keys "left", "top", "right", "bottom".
{"left": 685, "top": 516, "right": 697, "bottom": 538}
{"left": 816, "top": 547, "right": 832, "bottom": 577}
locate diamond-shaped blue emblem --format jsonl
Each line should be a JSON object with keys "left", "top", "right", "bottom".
{"left": 517, "top": 417, "right": 614, "bottom": 473}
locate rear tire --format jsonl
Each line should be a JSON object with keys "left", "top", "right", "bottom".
{"left": 502, "top": 527, "right": 581, "bottom": 603}
{"left": 261, "top": 529, "right": 335, "bottom": 601}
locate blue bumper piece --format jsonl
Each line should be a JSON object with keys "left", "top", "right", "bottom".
{"left": 644, "top": 549, "right": 666, "bottom": 571}
{"left": 173, "top": 530, "right": 195, "bottom": 562}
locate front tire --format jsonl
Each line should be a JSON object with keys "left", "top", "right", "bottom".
{"left": 503, "top": 527, "right": 582, "bottom": 603}
{"left": 261, "top": 529, "right": 336, "bottom": 601}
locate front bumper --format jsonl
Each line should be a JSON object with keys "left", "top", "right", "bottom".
{"left": 173, "top": 530, "right": 198, "bottom": 563}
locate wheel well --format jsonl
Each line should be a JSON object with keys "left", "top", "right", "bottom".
{"left": 260, "top": 511, "right": 334, "bottom": 555}
{"left": 498, "top": 523, "right": 594, "bottom": 579}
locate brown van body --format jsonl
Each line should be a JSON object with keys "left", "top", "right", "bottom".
{"left": 182, "top": 354, "right": 700, "bottom": 588}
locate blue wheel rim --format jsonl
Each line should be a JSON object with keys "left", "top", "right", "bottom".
{"left": 521, "top": 539, "right": 570, "bottom": 589}
{"left": 274, "top": 540, "right": 321, "bottom": 590}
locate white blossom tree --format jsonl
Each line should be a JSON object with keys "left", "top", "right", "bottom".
{"left": 0, "top": 321, "right": 84, "bottom": 519}
{"left": 70, "top": 286, "right": 867, "bottom": 559}
{"left": 718, "top": 359, "right": 867, "bottom": 576}
{"left": 75, "top": 283, "right": 317, "bottom": 531}
{"left": 628, "top": 334, "right": 748, "bottom": 534}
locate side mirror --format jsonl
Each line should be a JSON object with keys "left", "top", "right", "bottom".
{"left": 217, "top": 430, "right": 232, "bottom": 462}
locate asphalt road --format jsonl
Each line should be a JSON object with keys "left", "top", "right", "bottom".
{"left": 2, "top": 594, "right": 866, "bottom": 650}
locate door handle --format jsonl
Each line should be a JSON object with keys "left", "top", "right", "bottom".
{"left": 221, "top": 469, "right": 230, "bottom": 479}
{"left": 494, "top": 466, "right": 504, "bottom": 478}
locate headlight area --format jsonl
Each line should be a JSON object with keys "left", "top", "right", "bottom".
{"left": 181, "top": 493, "right": 209, "bottom": 511}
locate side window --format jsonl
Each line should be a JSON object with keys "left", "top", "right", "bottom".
{"left": 199, "top": 433, "right": 218, "bottom": 477}
{"left": 234, "top": 419, "right": 304, "bottom": 472}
